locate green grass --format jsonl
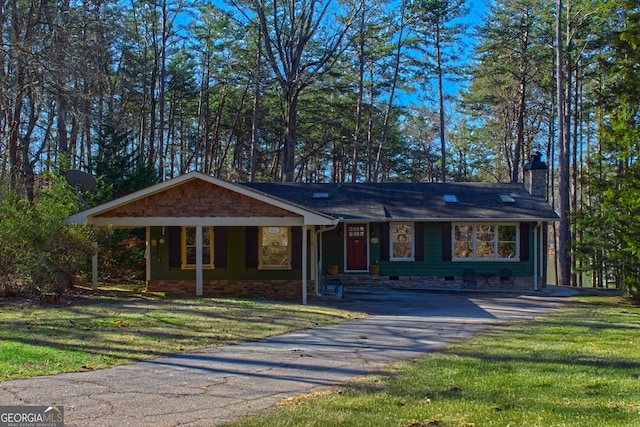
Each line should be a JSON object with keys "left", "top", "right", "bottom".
{"left": 0, "top": 287, "right": 363, "bottom": 381}
{"left": 223, "top": 296, "right": 640, "bottom": 427}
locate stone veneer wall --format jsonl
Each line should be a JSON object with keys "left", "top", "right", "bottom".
{"left": 148, "top": 274, "right": 539, "bottom": 300}
{"left": 147, "top": 279, "right": 315, "bottom": 301}
{"left": 337, "top": 274, "right": 537, "bottom": 291}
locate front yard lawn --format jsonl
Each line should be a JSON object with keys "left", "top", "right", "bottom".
{"left": 0, "top": 285, "right": 363, "bottom": 381}
{"left": 223, "top": 295, "right": 640, "bottom": 427}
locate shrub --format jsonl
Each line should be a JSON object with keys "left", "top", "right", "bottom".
{"left": 0, "top": 173, "right": 93, "bottom": 297}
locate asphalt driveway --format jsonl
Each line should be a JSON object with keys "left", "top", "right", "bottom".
{"left": 0, "top": 286, "right": 575, "bottom": 426}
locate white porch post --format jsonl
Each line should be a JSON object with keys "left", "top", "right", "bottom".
{"left": 533, "top": 225, "right": 537, "bottom": 291}
{"left": 145, "top": 227, "right": 151, "bottom": 286}
{"left": 302, "top": 225, "right": 308, "bottom": 304}
{"left": 310, "top": 228, "right": 319, "bottom": 296}
{"left": 196, "top": 225, "right": 203, "bottom": 296}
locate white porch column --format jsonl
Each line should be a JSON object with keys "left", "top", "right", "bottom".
{"left": 302, "top": 225, "right": 308, "bottom": 304}
{"left": 310, "top": 228, "right": 318, "bottom": 296}
{"left": 196, "top": 225, "right": 203, "bottom": 296}
{"left": 145, "top": 227, "right": 151, "bottom": 286}
{"left": 533, "top": 225, "right": 537, "bottom": 291}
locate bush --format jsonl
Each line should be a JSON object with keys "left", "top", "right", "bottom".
{"left": 0, "top": 174, "right": 93, "bottom": 297}
{"left": 98, "top": 229, "right": 147, "bottom": 282}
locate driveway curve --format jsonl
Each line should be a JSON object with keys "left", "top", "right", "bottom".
{"left": 0, "top": 286, "right": 576, "bottom": 427}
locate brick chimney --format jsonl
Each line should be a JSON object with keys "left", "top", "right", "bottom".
{"left": 523, "top": 151, "right": 548, "bottom": 198}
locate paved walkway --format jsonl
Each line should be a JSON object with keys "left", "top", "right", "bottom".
{"left": 0, "top": 286, "right": 576, "bottom": 426}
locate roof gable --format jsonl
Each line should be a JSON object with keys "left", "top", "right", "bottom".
{"left": 67, "top": 172, "right": 336, "bottom": 226}
{"left": 96, "top": 178, "right": 293, "bottom": 219}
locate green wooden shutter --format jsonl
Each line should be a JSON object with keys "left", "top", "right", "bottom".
{"left": 441, "top": 223, "right": 452, "bottom": 261}
{"left": 520, "top": 223, "right": 530, "bottom": 261}
{"left": 168, "top": 226, "right": 181, "bottom": 268}
{"left": 380, "top": 222, "right": 390, "bottom": 261}
{"left": 415, "top": 222, "right": 424, "bottom": 261}
{"left": 291, "top": 227, "right": 302, "bottom": 268}
{"left": 214, "top": 227, "right": 227, "bottom": 268}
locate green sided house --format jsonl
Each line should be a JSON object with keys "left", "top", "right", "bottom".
{"left": 67, "top": 154, "right": 558, "bottom": 303}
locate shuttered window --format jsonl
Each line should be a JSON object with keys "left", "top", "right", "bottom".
{"left": 259, "top": 226, "right": 292, "bottom": 270}
{"left": 452, "top": 223, "right": 519, "bottom": 261}
{"left": 389, "top": 222, "right": 415, "bottom": 261}
{"left": 181, "top": 226, "right": 215, "bottom": 269}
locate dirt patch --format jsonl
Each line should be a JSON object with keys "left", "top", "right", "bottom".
{"left": 0, "top": 283, "right": 152, "bottom": 309}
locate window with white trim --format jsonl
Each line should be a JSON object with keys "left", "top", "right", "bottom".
{"left": 259, "top": 226, "right": 291, "bottom": 269}
{"left": 182, "top": 226, "right": 214, "bottom": 269}
{"left": 390, "top": 222, "right": 414, "bottom": 260}
{"left": 453, "top": 223, "right": 518, "bottom": 260}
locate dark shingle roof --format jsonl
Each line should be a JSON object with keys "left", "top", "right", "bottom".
{"left": 243, "top": 182, "right": 559, "bottom": 222}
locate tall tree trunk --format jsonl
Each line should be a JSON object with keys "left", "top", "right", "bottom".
{"left": 512, "top": 11, "right": 531, "bottom": 184}
{"left": 282, "top": 91, "right": 298, "bottom": 182}
{"left": 435, "top": 18, "right": 446, "bottom": 183}
{"left": 250, "top": 28, "right": 262, "bottom": 182}
{"left": 366, "top": 67, "right": 375, "bottom": 182}
{"left": 571, "top": 59, "right": 581, "bottom": 286}
{"left": 373, "top": 0, "right": 407, "bottom": 182}
{"left": 158, "top": 0, "right": 169, "bottom": 180}
{"left": 55, "top": 0, "right": 70, "bottom": 156}
{"left": 351, "top": 0, "right": 366, "bottom": 183}
{"left": 556, "top": 0, "right": 572, "bottom": 287}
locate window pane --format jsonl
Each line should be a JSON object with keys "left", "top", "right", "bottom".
{"left": 455, "top": 225, "right": 472, "bottom": 241}
{"left": 348, "top": 225, "right": 365, "bottom": 237}
{"left": 202, "top": 227, "right": 211, "bottom": 245}
{"left": 498, "top": 225, "right": 516, "bottom": 242}
{"left": 476, "top": 225, "right": 494, "bottom": 242}
{"left": 498, "top": 242, "right": 516, "bottom": 258}
{"left": 261, "top": 227, "right": 289, "bottom": 266}
{"left": 393, "top": 242, "right": 412, "bottom": 258}
{"left": 454, "top": 242, "right": 473, "bottom": 258}
{"left": 476, "top": 241, "right": 494, "bottom": 258}
{"left": 185, "top": 228, "right": 196, "bottom": 246}
{"left": 202, "top": 247, "right": 211, "bottom": 263}
{"left": 391, "top": 223, "right": 413, "bottom": 259}
{"left": 186, "top": 247, "right": 196, "bottom": 265}
{"left": 392, "top": 224, "right": 412, "bottom": 242}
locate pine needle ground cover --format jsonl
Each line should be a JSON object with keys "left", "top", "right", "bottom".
{"left": 0, "top": 287, "right": 362, "bottom": 381}
{"left": 225, "top": 296, "right": 640, "bottom": 427}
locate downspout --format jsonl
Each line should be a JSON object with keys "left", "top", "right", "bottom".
{"left": 302, "top": 225, "right": 308, "bottom": 304}
{"left": 314, "top": 220, "right": 341, "bottom": 296}
{"left": 533, "top": 221, "right": 541, "bottom": 291}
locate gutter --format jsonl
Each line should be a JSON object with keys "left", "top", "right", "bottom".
{"left": 533, "top": 221, "right": 542, "bottom": 291}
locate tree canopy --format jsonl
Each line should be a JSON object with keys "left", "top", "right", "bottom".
{"left": 0, "top": 0, "right": 638, "bottom": 296}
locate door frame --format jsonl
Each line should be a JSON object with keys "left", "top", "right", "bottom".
{"left": 343, "top": 222, "right": 369, "bottom": 272}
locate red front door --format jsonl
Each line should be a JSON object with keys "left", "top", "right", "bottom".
{"left": 346, "top": 223, "right": 368, "bottom": 271}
